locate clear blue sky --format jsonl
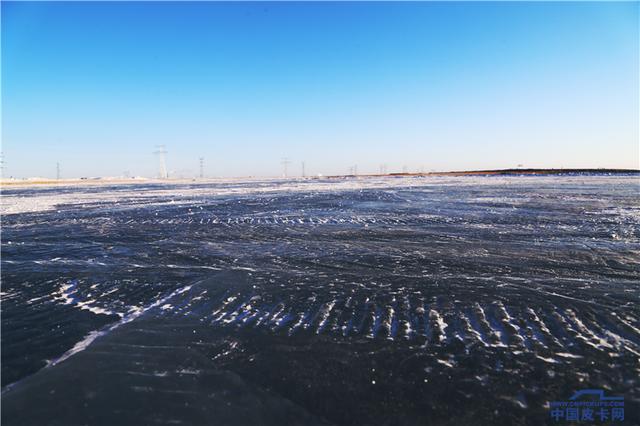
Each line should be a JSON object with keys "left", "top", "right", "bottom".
{"left": 2, "top": 1, "right": 638, "bottom": 178}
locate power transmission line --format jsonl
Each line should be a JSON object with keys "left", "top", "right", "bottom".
{"left": 154, "top": 145, "right": 168, "bottom": 179}
{"left": 199, "top": 157, "right": 204, "bottom": 178}
{"left": 281, "top": 157, "right": 291, "bottom": 178}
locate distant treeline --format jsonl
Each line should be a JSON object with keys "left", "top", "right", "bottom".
{"left": 380, "top": 168, "right": 640, "bottom": 177}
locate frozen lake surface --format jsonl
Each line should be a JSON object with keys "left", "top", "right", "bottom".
{"left": 1, "top": 175, "right": 639, "bottom": 425}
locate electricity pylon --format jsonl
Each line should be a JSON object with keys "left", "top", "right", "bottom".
{"left": 154, "top": 145, "right": 168, "bottom": 179}
{"left": 281, "top": 157, "right": 291, "bottom": 178}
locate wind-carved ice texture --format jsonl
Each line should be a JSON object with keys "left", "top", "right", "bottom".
{"left": 1, "top": 175, "right": 639, "bottom": 425}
